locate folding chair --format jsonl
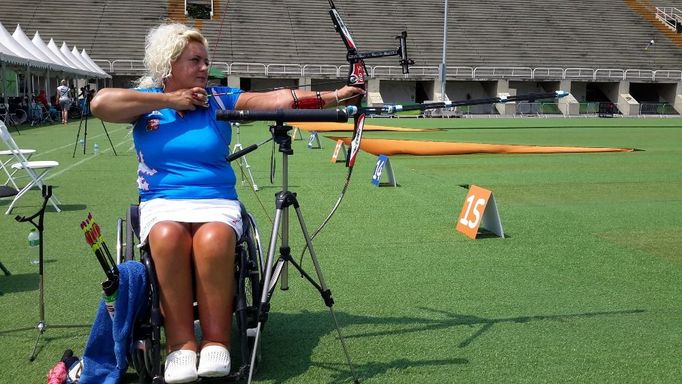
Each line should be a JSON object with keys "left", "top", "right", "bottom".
{"left": 29, "top": 103, "right": 53, "bottom": 126}
{"left": 0, "top": 121, "right": 61, "bottom": 214}
{"left": 1, "top": 148, "right": 37, "bottom": 189}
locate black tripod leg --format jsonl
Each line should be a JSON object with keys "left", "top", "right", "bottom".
{"left": 29, "top": 321, "right": 46, "bottom": 361}
{"left": 101, "top": 120, "right": 118, "bottom": 156}
{"left": 72, "top": 119, "right": 84, "bottom": 158}
{"left": 247, "top": 206, "right": 288, "bottom": 384}
{"left": 0, "top": 261, "right": 10, "bottom": 276}
{"left": 0, "top": 261, "right": 11, "bottom": 295}
{"left": 291, "top": 204, "right": 360, "bottom": 383}
{"left": 82, "top": 117, "right": 88, "bottom": 155}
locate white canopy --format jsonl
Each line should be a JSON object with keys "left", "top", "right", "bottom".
{"left": 0, "top": 21, "right": 108, "bottom": 79}
{"left": 0, "top": 40, "right": 28, "bottom": 66}
{"left": 60, "top": 42, "right": 90, "bottom": 73}
{"left": 0, "top": 21, "right": 45, "bottom": 68}
{"left": 32, "top": 31, "right": 70, "bottom": 68}
{"left": 80, "top": 49, "right": 108, "bottom": 76}
{"left": 12, "top": 25, "right": 56, "bottom": 65}
{"left": 71, "top": 46, "right": 98, "bottom": 73}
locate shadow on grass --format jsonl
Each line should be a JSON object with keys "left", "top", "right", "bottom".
{"left": 0, "top": 272, "right": 38, "bottom": 294}
{"left": 0, "top": 323, "right": 91, "bottom": 363}
{"left": 244, "top": 310, "right": 471, "bottom": 384}
{"left": 0, "top": 202, "right": 87, "bottom": 214}
{"left": 311, "top": 357, "right": 469, "bottom": 384}
{"left": 343, "top": 307, "right": 646, "bottom": 349}
{"left": 205, "top": 307, "right": 644, "bottom": 382}
{"left": 51, "top": 204, "right": 88, "bottom": 212}
{"left": 89, "top": 306, "right": 645, "bottom": 383}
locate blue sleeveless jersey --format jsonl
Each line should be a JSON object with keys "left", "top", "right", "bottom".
{"left": 132, "top": 87, "right": 241, "bottom": 202}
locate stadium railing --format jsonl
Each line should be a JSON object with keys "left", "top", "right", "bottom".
{"left": 639, "top": 102, "right": 679, "bottom": 116}
{"left": 97, "top": 59, "right": 682, "bottom": 83}
{"left": 655, "top": 7, "right": 682, "bottom": 32}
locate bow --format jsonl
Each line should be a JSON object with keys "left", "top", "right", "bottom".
{"left": 299, "top": 1, "right": 414, "bottom": 247}
{"left": 328, "top": 0, "right": 412, "bottom": 168}
{"left": 328, "top": 1, "right": 365, "bottom": 168}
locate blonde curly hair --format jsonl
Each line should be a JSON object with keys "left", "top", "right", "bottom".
{"left": 136, "top": 23, "right": 209, "bottom": 88}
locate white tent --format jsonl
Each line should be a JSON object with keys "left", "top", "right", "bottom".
{"left": 71, "top": 46, "right": 98, "bottom": 74}
{"left": 12, "top": 25, "right": 57, "bottom": 66}
{"left": 0, "top": 22, "right": 109, "bottom": 79}
{"left": 32, "top": 32, "right": 71, "bottom": 69}
{"left": 60, "top": 42, "right": 91, "bottom": 73}
{"left": 47, "top": 39, "right": 80, "bottom": 72}
{"left": 0, "top": 22, "right": 110, "bottom": 117}
{"left": 0, "top": 21, "right": 45, "bottom": 68}
{"left": 80, "top": 49, "right": 108, "bottom": 76}
{"left": 0, "top": 40, "right": 27, "bottom": 66}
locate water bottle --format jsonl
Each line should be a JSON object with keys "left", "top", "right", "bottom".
{"left": 28, "top": 228, "right": 40, "bottom": 265}
{"left": 93, "top": 143, "right": 100, "bottom": 155}
{"left": 79, "top": 138, "right": 84, "bottom": 147}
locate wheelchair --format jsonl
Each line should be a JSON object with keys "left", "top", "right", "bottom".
{"left": 116, "top": 203, "right": 265, "bottom": 383}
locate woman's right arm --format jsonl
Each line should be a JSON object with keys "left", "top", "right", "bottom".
{"left": 91, "top": 87, "right": 209, "bottom": 123}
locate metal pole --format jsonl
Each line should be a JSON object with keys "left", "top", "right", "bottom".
{"left": 440, "top": 0, "right": 448, "bottom": 101}
{"left": 2, "top": 61, "right": 7, "bottom": 110}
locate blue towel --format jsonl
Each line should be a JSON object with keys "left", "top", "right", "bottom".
{"left": 80, "top": 261, "right": 148, "bottom": 384}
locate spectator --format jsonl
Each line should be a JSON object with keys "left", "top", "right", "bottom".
{"left": 55, "top": 80, "right": 72, "bottom": 124}
{"left": 35, "top": 89, "right": 50, "bottom": 110}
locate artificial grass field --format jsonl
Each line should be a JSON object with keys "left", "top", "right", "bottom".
{"left": 1, "top": 116, "right": 680, "bottom": 383}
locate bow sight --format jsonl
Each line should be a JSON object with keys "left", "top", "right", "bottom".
{"left": 328, "top": 0, "right": 414, "bottom": 79}
{"left": 344, "top": 30, "right": 414, "bottom": 75}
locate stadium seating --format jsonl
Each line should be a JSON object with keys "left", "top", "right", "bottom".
{"left": 1, "top": 0, "right": 682, "bottom": 70}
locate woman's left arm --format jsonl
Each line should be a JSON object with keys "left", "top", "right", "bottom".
{"left": 234, "top": 85, "right": 363, "bottom": 110}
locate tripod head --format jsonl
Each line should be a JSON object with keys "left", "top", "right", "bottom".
{"left": 270, "top": 122, "right": 293, "bottom": 155}
{"left": 218, "top": 108, "right": 351, "bottom": 162}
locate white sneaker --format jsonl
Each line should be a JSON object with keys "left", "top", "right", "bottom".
{"left": 197, "top": 345, "right": 231, "bottom": 378}
{"left": 164, "top": 349, "right": 198, "bottom": 383}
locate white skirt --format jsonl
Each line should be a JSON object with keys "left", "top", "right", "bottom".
{"left": 138, "top": 198, "right": 243, "bottom": 246}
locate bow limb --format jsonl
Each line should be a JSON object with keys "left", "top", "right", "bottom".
{"left": 328, "top": 0, "right": 367, "bottom": 168}
{"left": 300, "top": 0, "right": 367, "bottom": 251}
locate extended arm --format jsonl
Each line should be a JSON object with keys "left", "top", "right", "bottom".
{"left": 235, "top": 85, "right": 363, "bottom": 110}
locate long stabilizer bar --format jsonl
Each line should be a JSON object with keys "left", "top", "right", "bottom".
{"left": 358, "top": 91, "right": 569, "bottom": 115}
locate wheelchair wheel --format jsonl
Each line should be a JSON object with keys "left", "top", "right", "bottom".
{"left": 124, "top": 204, "right": 139, "bottom": 261}
{"left": 128, "top": 338, "right": 152, "bottom": 383}
{"left": 125, "top": 245, "right": 163, "bottom": 383}
{"left": 243, "top": 211, "right": 264, "bottom": 322}
{"left": 138, "top": 248, "right": 164, "bottom": 383}
{"left": 233, "top": 211, "right": 265, "bottom": 378}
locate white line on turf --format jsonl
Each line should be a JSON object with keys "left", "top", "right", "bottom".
{"left": 45, "top": 136, "right": 133, "bottom": 181}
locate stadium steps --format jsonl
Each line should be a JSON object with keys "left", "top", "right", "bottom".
{"left": 0, "top": 0, "right": 681, "bottom": 74}
{"left": 625, "top": 0, "right": 682, "bottom": 49}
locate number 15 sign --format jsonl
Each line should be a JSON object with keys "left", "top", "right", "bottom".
{"left": 456, "top": 185, "right": 505, "bottom": 240}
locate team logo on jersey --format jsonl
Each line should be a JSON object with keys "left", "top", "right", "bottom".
{"left": 146, "top": 110, "right": 162, "bottom": 131}
{"left": 147, "top": 119, "right": 160, "bottom": 131}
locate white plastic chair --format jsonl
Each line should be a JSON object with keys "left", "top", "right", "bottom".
{"left": 1, "top": 148, "right": 37, "bottom": 189}
{"left": 0, "top": 121, "right": 61, "bottom": 214}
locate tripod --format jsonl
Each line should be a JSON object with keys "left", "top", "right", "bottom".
{"left": 231, "top": 122, "right": 259, "bottom": 191}
{"left": 245, "top": 122, "right": 359, "bottom": 384}
{"left": 15, "top": 185, "right": 89, "bottom": 361}
{"left": 72, "top": 92, "right": 118, "bottom": 157}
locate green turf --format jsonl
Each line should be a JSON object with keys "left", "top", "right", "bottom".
{"left": 1, "top": 116, "right": 681, "bottom": 383}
